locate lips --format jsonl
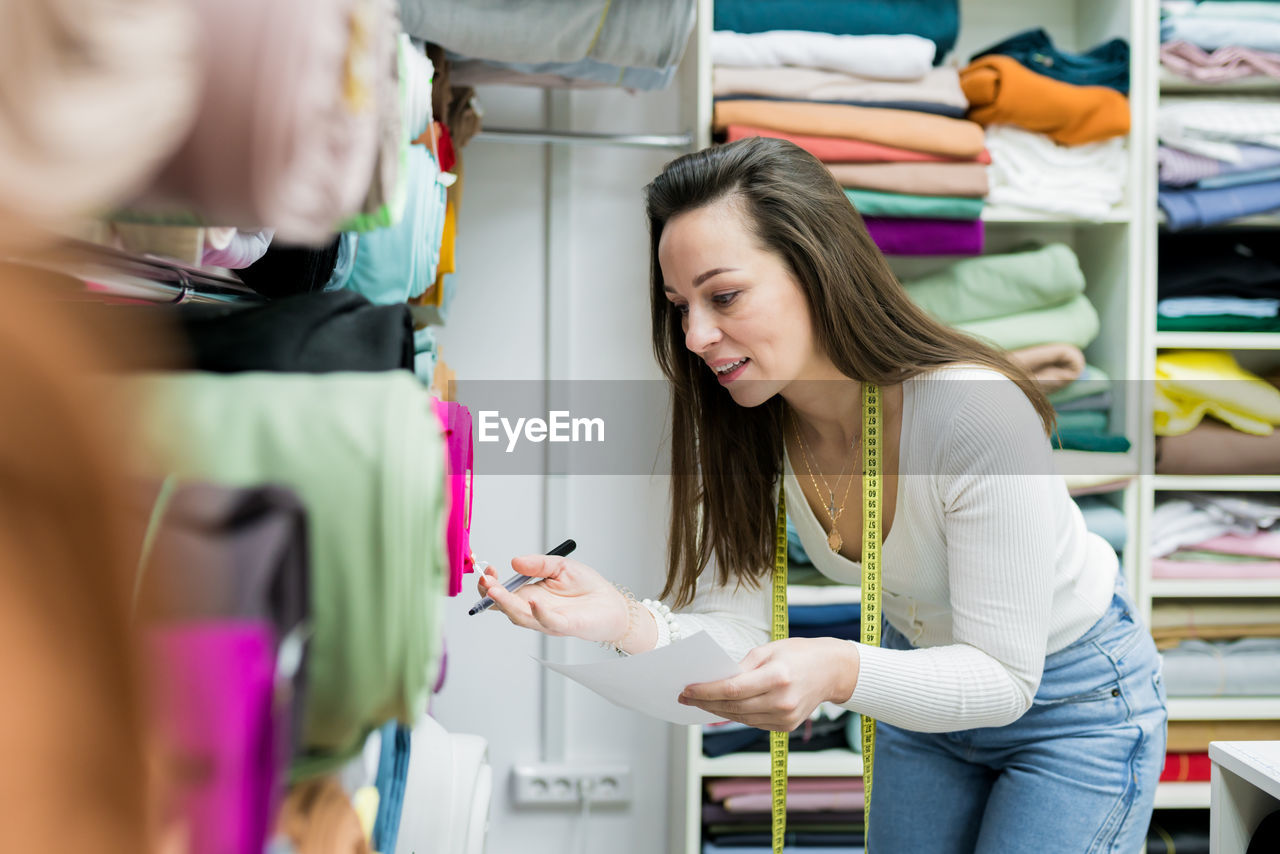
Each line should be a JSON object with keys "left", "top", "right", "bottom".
{"left": 712, "top": 357, "right": 750, "bottom": 384}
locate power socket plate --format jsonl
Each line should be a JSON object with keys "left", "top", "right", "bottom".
{"left": 511, "top": 763, "right": 632, "bottom": 806}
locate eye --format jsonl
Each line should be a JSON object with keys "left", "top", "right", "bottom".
{"left": 711, "top": 291, "right": 739, "bottom": 307}
{"left": 670, "top": 302, "right": 689, "bottom": 317}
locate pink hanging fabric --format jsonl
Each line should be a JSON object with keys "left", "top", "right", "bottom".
{"left": 433, "top": 399, "right": 475, "bottom": 596}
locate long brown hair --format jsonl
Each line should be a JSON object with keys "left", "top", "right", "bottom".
{"left": 645, "top": 137, "right": 1056, "bottom": 608}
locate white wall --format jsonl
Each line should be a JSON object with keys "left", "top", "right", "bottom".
{"left": 432, "top": 81, "right": 688, "bottom": 854}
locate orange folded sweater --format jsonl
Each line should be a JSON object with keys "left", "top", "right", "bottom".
{"left": 960, "top": 55, "right": 1130, "bottom": 146}
{"left": 713, "top": 100, "right": 986, "bottom": 159}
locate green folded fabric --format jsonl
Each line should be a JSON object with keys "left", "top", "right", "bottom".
{"left": 904, "top": 243, "right": 1086, "bottom": 324}
{"left": 123, "top": 372, "right": 446, "bottom": 776}
{"left": 956, "top": 293, "right": 1101, "bottom": 350}
{"left": 844, "top": 188, "right": 984, "bottom": 220}
{"left": 1156, "top": 314, "right": 1280, "bottom": 333}
{"left": 1052, "top": 429, "right": 1131, "bottom": 453}
{"left": 1054, "top": 410, "right": 1109, "bottom": 433}
{"left": 1047, "top": 364, "right": 1111, "bottom": 406}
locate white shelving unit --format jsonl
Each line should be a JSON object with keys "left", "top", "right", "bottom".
{"left": 669, "top": 0, "right": 1280, "bottom": 848}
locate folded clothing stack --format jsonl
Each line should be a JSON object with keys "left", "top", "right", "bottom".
{"left": 961, "top": 29, "right": 1131, "bottom": 221}
{"left": 1151, "top": 492, "right": 1280, "bottom": 579}
{"left": 701, "top": 776, "right": 865, "bottom": 853}
{"left": 900, "top": 243, "right": 1128, "bottom": 454}
{"left": 700, "top": 703, "right": 856, "bottom": 759}
{"left": 404, "top": 0, "right": 696, "bottom": 91}
{"left": 712, "top": 1, "right": 987, "bottom": 256}
{"left": 1158, "top": 97, "right": 1280, "bottom": 228}
{"left": 1154, "top": 350, "right": 1280, "bottom": 474}
{"left": 1157, "top": 230, "right": 1280, "bottom": 333}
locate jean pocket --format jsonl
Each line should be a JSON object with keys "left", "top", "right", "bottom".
{"left": 1032, "top": 682, "right": 1122, "bottom": 707}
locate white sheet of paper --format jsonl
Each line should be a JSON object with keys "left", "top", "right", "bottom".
{"left": 536, "top": 630, "right": 743, "bottom": 725}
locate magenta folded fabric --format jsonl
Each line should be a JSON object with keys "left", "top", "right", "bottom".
{"left": 1152, "top": 558, "right": 1280, "bottom": 579}
{"left": 146, "top": 621, "right": 281, "bottom": 854}
{"left": 706, "top": 776, "right": 866, "bottom": 801}
{"left": 1186, "top": 532, "right": 1280, "bottom": 560}
{"left": 724, "top": 789, "right": 866, "bottom": 813}
{"left": 863, "top": 217, "right": 984, "bottom": 256}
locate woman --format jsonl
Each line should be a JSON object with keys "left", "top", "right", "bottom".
{"left": 479, "top": 137, "right": 1166, "bottom": 852}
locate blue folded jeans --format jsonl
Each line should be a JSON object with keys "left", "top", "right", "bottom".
{"left": 868, "top": 575, "right": 1167, "bottom": 853}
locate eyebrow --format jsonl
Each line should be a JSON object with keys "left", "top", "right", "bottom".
{"left": 663, "top": 267, "right": 740, "bottom": 294}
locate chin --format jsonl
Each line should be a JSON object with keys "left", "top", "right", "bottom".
{"left": 724, "top": 379, "right": 783, "bottom": 408}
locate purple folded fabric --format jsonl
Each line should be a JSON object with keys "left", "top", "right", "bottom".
{"left": 1162, "top": 41, "right": 1280, "bottom": 83}
{"left": 863, "top": 217, "right": 984, "bottom": 255}
{"left": 707, "top": 777, "right": 866, "bottom": 801}
{"left": 725, "top": 790, "right": 865, "bottom": 813}
{"left": 702, "top": 803, "right": 863, "bottom": 825}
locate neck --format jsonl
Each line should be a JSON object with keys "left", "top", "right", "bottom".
{"left": 782, "top": 366, "right": 862, "bottom": 449}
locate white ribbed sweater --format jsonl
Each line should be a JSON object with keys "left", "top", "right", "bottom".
{"left": 652, "top": 366, "right": 1118, "bottom": 732}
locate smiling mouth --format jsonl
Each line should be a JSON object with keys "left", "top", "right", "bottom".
{"left": 713, "top": 358, "right": 748, "bottom": 375}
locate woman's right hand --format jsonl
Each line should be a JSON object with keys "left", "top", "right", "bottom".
{"left": 477, "top": 554, "right": 630, "bottom": 644}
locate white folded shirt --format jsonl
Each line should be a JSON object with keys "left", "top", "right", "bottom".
{"left": 711, "top": 30, "right": 935, "bottom": 80}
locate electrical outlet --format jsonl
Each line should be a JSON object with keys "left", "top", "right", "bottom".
{"left": 511, "top": 763, "right": 632, "bottom": 807}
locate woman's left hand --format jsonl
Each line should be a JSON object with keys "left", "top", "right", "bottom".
{"left": 678, "top": 637, "right": 861, "bottom": 732}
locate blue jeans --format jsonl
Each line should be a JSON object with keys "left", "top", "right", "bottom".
{"left": 868, "top": 576, "right": 1167, "bottom": 853}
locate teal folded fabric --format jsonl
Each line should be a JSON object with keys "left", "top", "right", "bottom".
{"left": 956, "top": 293, "right": 1101, "bottom": 350}
{"left": 1054, "top": 410, "right": 1109, "bottom": 433}
{"left": 1156, "top": 313, "right": 1280, "bottom": 332}
{"left": 1047, "top": 364, "right": 1111, "bottom": 406}
{"left": 345, "top": 145, "right": 449, "bottom": 304}
{"left": 844, "top": 187, "right": 984, "bottom": 220}
{"left": 904, "top": 243, "right": 1085, "bottom": 324}
{"left": 1052, "top": 429, "right": 1131, "bottom": 453}
{"left": 123, "top": 372, "right": 447, "bottom": 775}
{"left": 1074, "top": 496, "right": 1127, "bottom": 551}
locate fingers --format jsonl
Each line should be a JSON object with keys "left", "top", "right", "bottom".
{"left": 510, "top": 554, "right": 571, "bottom": 579}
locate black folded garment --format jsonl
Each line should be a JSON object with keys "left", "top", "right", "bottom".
{"left": 1158, "top": 231, "right": 1280, "bottom": 301}
{"left": 705, "top": 831, "right": 865, "bottom": 847}
{"left": 1146, "top": 809, "right": 1208, "bottom": 854}
{"left": 154, "top": 290, "right": 415, "bottom": 373}
{"left": 702, "top": 712, "right": 854, "bottom": 758}
{"left": 234, "top": 236, "right": 341, "bottom": 298}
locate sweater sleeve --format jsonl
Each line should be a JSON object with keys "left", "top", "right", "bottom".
{"left": 839, "top": 378, "right": 1059, "bottom": 731}
{"left": 650, "top": 562, "right": 773, "bottom": 664}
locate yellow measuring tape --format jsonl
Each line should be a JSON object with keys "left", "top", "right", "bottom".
{"left": 770, "top": 383, "right": 881, "bottom": 854}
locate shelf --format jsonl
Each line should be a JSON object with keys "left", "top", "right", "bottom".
{"left": 1154, "top": 332, "right": 1280, "bottom": 351}
{"left": 1152, "top": 475, "right": 1280, "bottom": 492}
{"left": 981, "top": 206, "right": 1131, "bottom": 225}
{"left": 1167, "top": 698, "right": 1280, "bottom": 720}
{"left": 1149, "top": 578, "right": 1280, "bottom": 598}
{"left": 1153, "top": 782, "right": 1210, "bottom": 810}
{"left": 695, "top": 748, "right": 863, "bottom": 778}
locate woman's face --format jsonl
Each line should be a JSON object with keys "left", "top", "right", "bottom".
{"left": 658, "top": 198, "right": 822, "bottom": 407}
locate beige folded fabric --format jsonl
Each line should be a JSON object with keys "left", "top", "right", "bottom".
{"left": 825, "top": 162, "right": 988, "bottom": 197}
{"left": 1167, "top": 720, "right": 1280, "bottom": 752}
{"left": 714, "top": 66, "right": 968, "bottom": 110}
{"left": 1153, "top": 600, "right": 1280, "bottom": 630}
{"left": 0, "top": 0, "right": 199, "bottom": 231}
{"left": 1156, "top": 418, "right": 1280, "bottom": 475}
{"left": 1007, "top": 343, "right": 1087, "bottom": 393}
{"left": 713, "top": 100, "right": 986, "bottom": 159}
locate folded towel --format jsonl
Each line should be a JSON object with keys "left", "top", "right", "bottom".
{"left": 955, "top": 294, "right": 1100, "bottom": 351}
{"left": 714, "top": 65, "right": 966, "bottom": 108}
{"left": 711, "top": 30, "right": 935, "bottom": 79}
{"left": 1155, "top": 350, "right": 1280, "bottom": 437}
{"left": 843, "top": 188, "right": 983, "bottom": 220}
{"left": 713, "top": 0, "right": 960, "bottom": 60}
{"left": 827, "top": 162, "right": 988, "bottom": 197}
{"left": 904, "top": 244, "right": 1086, "bottom": 324}
{"left": 984, "top": 125, "right": 1127, "bottom": 221}
{"left": 1008, "top": 343, "right": 1086, "bottom": 393}
{"left": 713, "top": 100, "right": 986, "bottom": 159}
{"left": 863, "top": 217, "right": 983, "bottom": 256}
{"left": 961, "top": 55, "right": 1130, "bottom": 146}
{"left": 726, "top": 126, "right": 991, "bottom": 164}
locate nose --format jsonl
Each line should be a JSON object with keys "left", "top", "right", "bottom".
{"left": 683, "top": 305, "right": 721, "bottom": 354}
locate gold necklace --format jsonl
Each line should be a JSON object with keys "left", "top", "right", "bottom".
{"left": 790, "top": 411, "right": 859, "bottom": 552}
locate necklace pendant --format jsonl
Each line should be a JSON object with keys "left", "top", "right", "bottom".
{"left": 827, "top": 529, "right": 843, "bottom": 552}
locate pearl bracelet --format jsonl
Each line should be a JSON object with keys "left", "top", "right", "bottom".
{"left": 642, "top": 598, "right": 683, "bottom": 643}
{"left": 599, "top": 588, "right": 683, "bottom": 657}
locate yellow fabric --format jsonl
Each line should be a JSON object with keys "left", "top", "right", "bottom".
{"left": 1154, "top": 350, "right": 1280, "bottom": 436}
